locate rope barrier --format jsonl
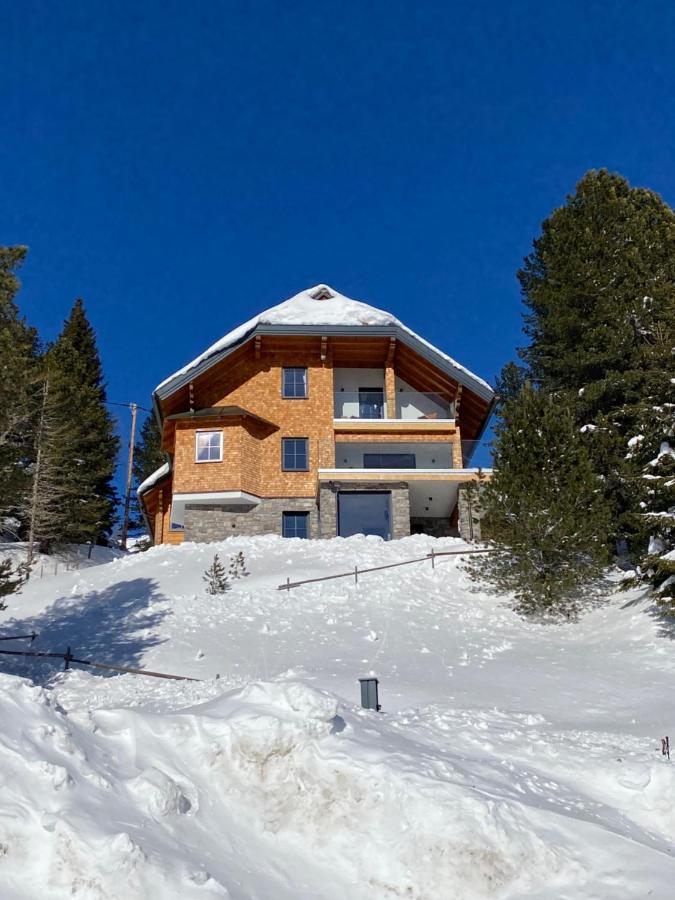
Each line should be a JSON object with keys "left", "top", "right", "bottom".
{"left": 0, "top": 632, "right": 36, "bottom": 642}
{"left": 278, "top": 547, "right": 494, "bottom": 591}
{"left": 0, "top": 647, "right": 200, "bottom": 682}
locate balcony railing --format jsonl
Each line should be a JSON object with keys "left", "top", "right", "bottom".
{"left": 315, "top": 439, "right": 491, "bottom": 471}
{"left": 333, "top": 391, "right": 454, "bottom": 421}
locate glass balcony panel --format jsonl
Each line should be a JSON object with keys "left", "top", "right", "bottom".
{"left": 395, "top": 392, "right": 453, "bottom": 420}
{"left": 333, "top": 391, "right": 454, "bottom": 420}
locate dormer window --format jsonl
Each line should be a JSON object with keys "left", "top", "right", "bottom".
{"left": 195, "top": 430, "right": 223, "bottom": 463}
{"left": 282, "top": 367, "right": 308, "bottom": 398}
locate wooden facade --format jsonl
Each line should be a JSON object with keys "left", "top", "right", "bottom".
{"left": 141, "top": 316, "right": 494, "bottom": 544}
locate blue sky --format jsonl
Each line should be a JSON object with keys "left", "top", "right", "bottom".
{"left": 3, "top": 1, "right": 675, "bottom": 487}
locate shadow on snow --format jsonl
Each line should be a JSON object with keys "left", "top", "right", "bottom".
{"left": 0, "top": 577, "right": 169, "bottom": 682}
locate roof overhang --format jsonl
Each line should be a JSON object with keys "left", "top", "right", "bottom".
{"left": 153, "top": 323, "right": 495, "bottom": 410}
{"left": 170, "top": 490, "right": 261, "bottom": 529}
{"left": 166, "top": 406, "right": 276, "bottom": 428}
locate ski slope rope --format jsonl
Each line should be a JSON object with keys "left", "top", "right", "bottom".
{"left": 278, "top": 547, "right": 494, "bottom": 591}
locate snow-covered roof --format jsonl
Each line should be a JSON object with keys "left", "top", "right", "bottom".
{"left": 137, "top": 462, "right": 170, "bottom": 498}
{"left": 154, "top": 285, "right": 494, "bottom": 402}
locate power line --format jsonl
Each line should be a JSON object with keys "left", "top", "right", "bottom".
{"left": 106, "top": 401, "right": 153, "bottom": 413}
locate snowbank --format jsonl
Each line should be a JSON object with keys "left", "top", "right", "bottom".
{"left": 1, "top": 534, "right": 674, "bottom": 898}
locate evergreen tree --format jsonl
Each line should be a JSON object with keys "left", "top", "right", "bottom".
{"left": 0, "top": 557, "right": 28, "bottom": 611}
{"left": 129, "top": 413, "right": 165, "bottom": 531}
{"left": 494, "top": 361, "right": 527, "bottom": 409}
{"left": 469, "top": 385, "right": 611, "bottom": 615}
{"left": 133, "top": 414, "right": 164, "bottom": 486}
{"left": 228, "top": 551, "right": 249, "bottom": 580}
{"left": 0, "top": 246, "right": 39, "bottom": 532}
{"left": 627, "top": 340, "right": 675, "bottom": 607}
{"left": 45, "top": 299, "right": 119, "bottom": 544}
{"left": 203, "top": 554, "right": 229, "bottom": 594}
{"left": 515, "top": 169, "right": 675, "bottom": 563}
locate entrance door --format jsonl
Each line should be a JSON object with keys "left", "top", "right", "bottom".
{"left": 358, "top": 387, "right": 385, "bottom": 419}
{"left": 338, "top": 491, "right": 391, "bottom": 540}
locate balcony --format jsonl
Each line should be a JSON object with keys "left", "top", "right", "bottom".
{"left": 315, "top": 440, "right": 488, "bottom": 478}
{"left": 333, "top": 391, "right": 455, "bottom": 423}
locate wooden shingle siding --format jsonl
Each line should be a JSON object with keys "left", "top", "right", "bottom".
{"left": 144, "top": 332, "right": 491, "bottom": 545}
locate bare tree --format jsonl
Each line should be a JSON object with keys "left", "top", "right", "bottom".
{"left": 22, "top": 378, "right": 69, "bottom": 565}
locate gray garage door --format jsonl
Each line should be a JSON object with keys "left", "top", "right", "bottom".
{"left": 338, "top": 491, "right": 391, "bottom": 540}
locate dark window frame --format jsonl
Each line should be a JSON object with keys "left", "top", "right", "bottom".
{"left": 282, "top": 437, "right": 309, "bottom": 471}
{"left": 282, "top": 511, "right": 309, "bottom": 538}
{"left": 363, "top": 452, "right": 417, "bottom": 469}
{"left": 358, "top": 386, "right": 385, "bottom": 419}
{"left": 282, "top": 367, "right": 308, "bottom": 399}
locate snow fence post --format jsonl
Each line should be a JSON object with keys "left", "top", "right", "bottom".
{"left": 359, "top": 677, "right": 380, "bottom": 711}
{"left": 354, "top": 565, "right": 358, "bottom": 584}
{"left": 430, "top": 548, "right": 435, "bottom": 569}
{"left": 64, "top": 647, "right": 73, "bottom": 671}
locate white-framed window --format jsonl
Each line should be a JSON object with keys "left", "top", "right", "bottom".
{"left": 195, "top": 430, "right": 223, "bottom": 463}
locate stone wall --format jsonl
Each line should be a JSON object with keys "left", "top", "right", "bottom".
{"left": 185, "top": 497, "right": 318, "bottom": 542}
{"left": 318, "top": 481, "right": 411, "bottom": 540}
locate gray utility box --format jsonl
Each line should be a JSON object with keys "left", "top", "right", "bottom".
{"left": 359, "top": 677, "right": 381, "bottom": 711}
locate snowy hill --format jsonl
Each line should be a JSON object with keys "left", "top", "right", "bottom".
{"left": 0, "top": 535, "right": 674, "bottom": 899}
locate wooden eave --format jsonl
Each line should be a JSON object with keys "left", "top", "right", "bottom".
{"left": 153, "top": 325, "right": 495, "bottom": 443}
{"left": 166, "top": 406, "right": 276, "bottom": 428}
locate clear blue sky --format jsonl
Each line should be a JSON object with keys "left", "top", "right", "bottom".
{"left": 3, "top": 1, "right": 675, "bottom": 489}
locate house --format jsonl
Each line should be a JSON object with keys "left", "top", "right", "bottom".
{"left": 139, "top": 285, "right": 495, "bottom": 544}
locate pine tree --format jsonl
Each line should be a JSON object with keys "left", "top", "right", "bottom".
{"left": 515, "top": 169, "right": 675, "bottom": 564}
{"left": 0, "top": 246, "right": 39, "bottom": 533}
{"left": 203, "top": 554, "right": 229, "bottom": 594}
{"left": 469, "top": 385, "right": 611, "bottom": 615}
{"left": 0, "top": 557, "right": 28, "bottom": 611}
{"left": 45, "top": 299, "right": 119, "bottom": 544}
{"left": 627, "top": 338, "right": 675, "bottom": 607}
{"left": 228, "top": 551, "right": 249, "bottom": 580}
{"left": 129, "top": 414, "right": 165, "bottom": 530}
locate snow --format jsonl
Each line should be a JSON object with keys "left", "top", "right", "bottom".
{"left": 155, "top": 284, "right": 493, "bottom": 396}
{"left": 648, "top": 442, "right": 675, "bottom": 467}
{"left": 137, "top": 462, "right": 170, "bottom": 498}
{"left": 1, "top": 533, "right": 675, "bottom": 898}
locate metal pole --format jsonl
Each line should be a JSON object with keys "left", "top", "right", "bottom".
{"left": 120, "top": 402, "right": 138, "bottom": 550}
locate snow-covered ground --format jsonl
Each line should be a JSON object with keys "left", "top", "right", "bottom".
{"left": 0, "top": 534, "right": 674, "bottom": 899}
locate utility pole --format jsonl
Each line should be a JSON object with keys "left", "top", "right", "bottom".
{"left": 120, "top": 402, "right": 138, "bottom": 550}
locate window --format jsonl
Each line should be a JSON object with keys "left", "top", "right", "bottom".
{"left": 282, "top": 511, "right": 309, "bottom": 538}
{"left": 282, "top": 437, "right": 309, "bottom": 471}
{"left": 363, "top": 452, "right": 416, "bottom": 469}
{"left": 282, "top": 367, "right": 308, "bottom": 398}
{"left": 195, "top": 430, "right": 223, "bottom": 462}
